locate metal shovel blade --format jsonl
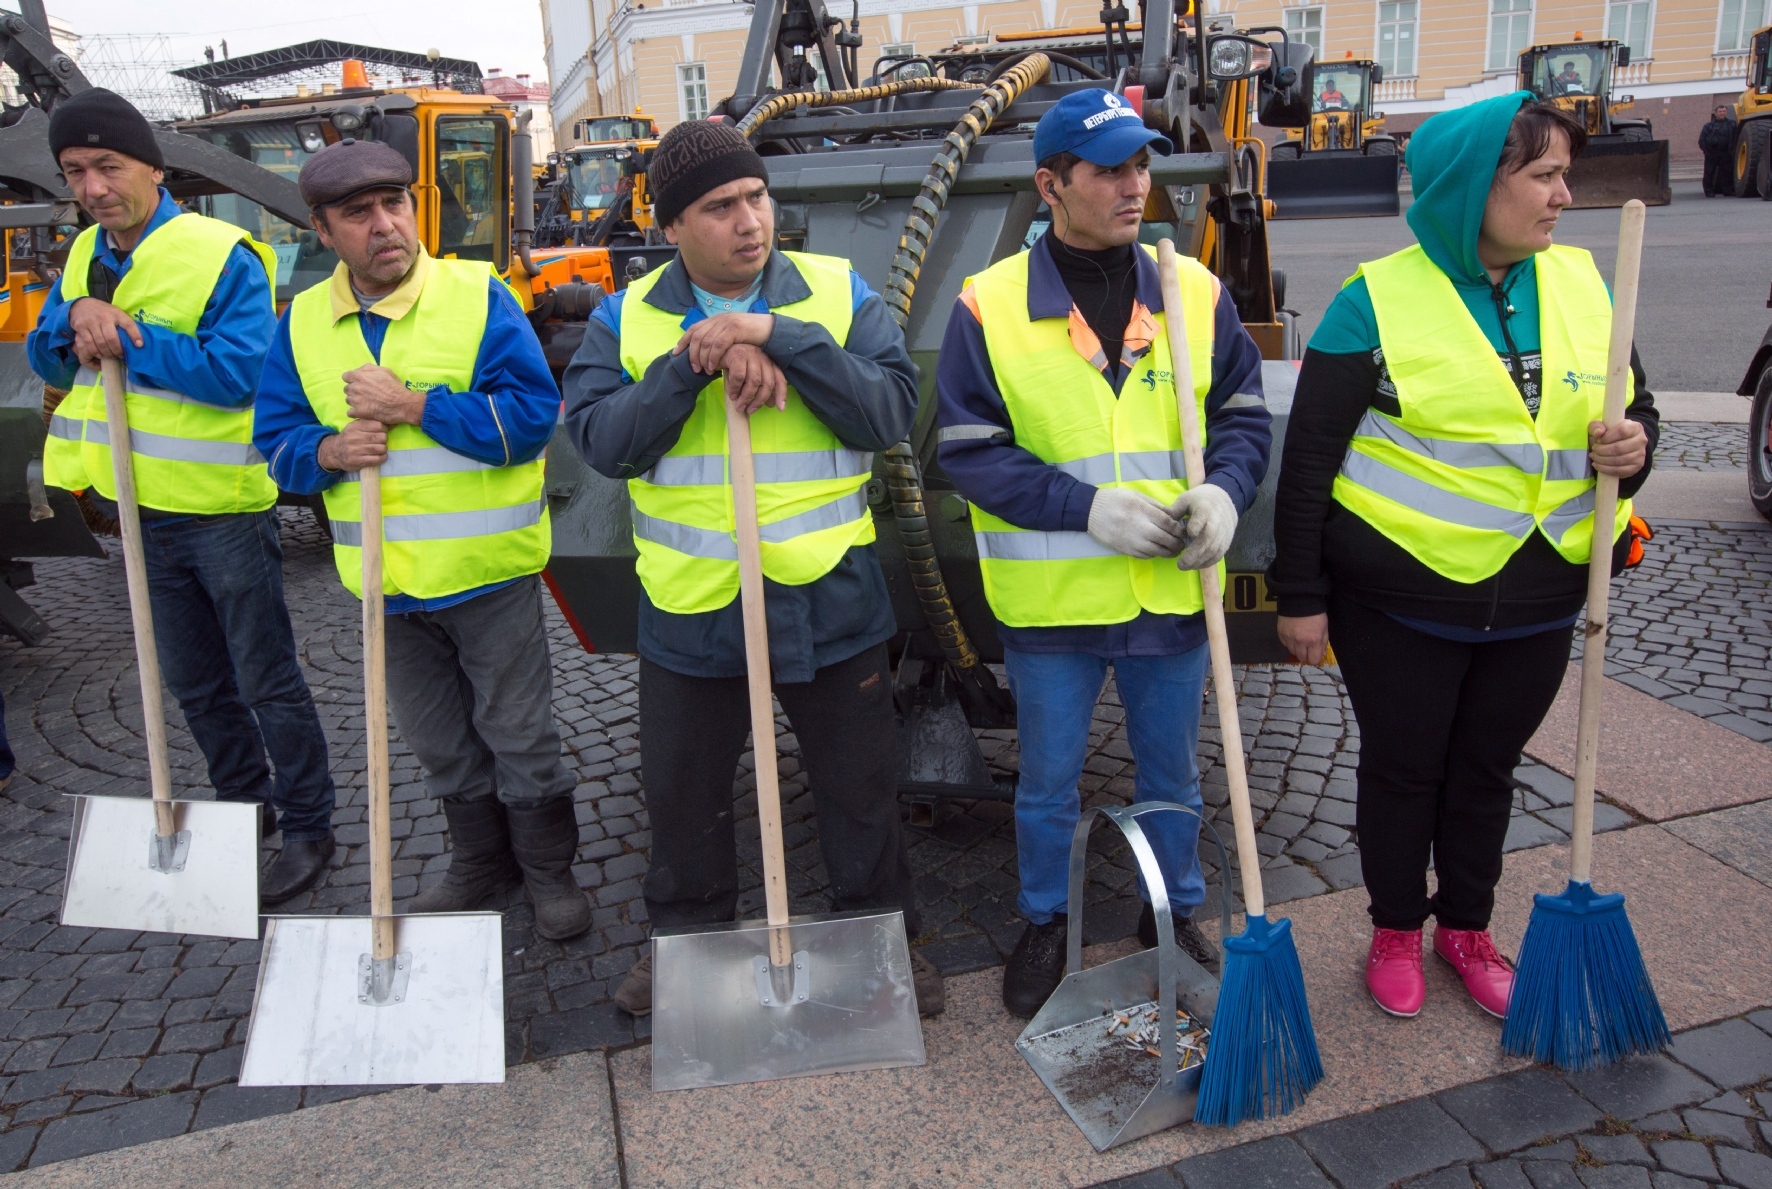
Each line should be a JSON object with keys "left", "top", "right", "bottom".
{"left": 61, "top": 794, "right": 261, "bottom": 940}
{"left": 650, "top": 908, "right": 927, "bottom": 1092}
{"left": 238, "top": 912, "right": 506, "bottom": 1086}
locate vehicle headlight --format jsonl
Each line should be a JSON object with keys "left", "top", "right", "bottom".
{"left": 1209, "top": 39, "right": 1252, "bottom": 79}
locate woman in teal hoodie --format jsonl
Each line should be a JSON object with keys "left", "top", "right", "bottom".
{"left": 1268, "top": 94, "right": 1657, "bottom": 1021}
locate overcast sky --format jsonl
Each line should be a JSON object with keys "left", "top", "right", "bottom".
{"left": 49, "top": 0, "right": 549, "bottom": 86}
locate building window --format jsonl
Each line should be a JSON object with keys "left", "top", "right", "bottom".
{"left": 1488, "top": 0, "right": 1534, "bottom": 72}
{"left": 677, "top": 62, "right": 708, "bottom": 122}
{"left": 879, "top": 41, "right": 916, "bottom": 60}
{"left": 1607, "top": 0, "right": 1653, "bottom": 57}
{"left": 1718, "top": 0, "right": 1769, "bottom": 51}
{"left": 1377, "top": 0, "right": 1418, "bottom": 76}
{"left": 1284, "top": 6, "right": 1324, "bottom": 59}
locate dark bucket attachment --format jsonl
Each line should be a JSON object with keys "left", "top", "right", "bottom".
{"left": 1565, "top": 139, "right": 1671, "bottom": 209}
{"left": 1267, "top": 153, "right": 1401, "bottom": 220}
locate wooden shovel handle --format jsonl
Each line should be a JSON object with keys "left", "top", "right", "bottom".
{"left": 1569, "top": 199, "right": 1647, "bottom": 886}
{"left": 99, "top": 359, "right": 176, "bottom": 839}
{"left": 1156, "top": 242, "right": 1265, "bottom": 921}
{"left": 359, "top": 463, "right": 395, "bottom": 961}
{"left": 726, "top": 400, "right": 792, "bottom": 968}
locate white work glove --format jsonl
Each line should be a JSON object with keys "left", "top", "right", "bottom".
{"left": 1169, "top": 484, "right": 1238, "bottom": 571}
{"left": 1086, "top": 487, "right": 1185, "bottom": 560}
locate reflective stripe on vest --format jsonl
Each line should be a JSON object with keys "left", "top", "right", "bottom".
{"left": 1331, "top": 243, "right": 1627, "bottom": 584}
{"left": 43, "top": 215, "right": 278, "bottom": 515}
{"left": 965, "top": 245, "right": 1223, "bottom": 628}
{"left": 288, "top": 255, "right": 550, "bottom": 600}
{"left": 617, "top": 252, "right": 870, "bottom": 615}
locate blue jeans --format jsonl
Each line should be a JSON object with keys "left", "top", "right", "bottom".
{"left": 141, "top": 510, "right": 335, "bottom": 841}
{"left": 1004, "top": 645, "right": 1208, "bottom": 926}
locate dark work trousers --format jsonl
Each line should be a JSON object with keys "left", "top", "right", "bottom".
{"left": 637, "top": 642, "right": 920, "bottom": 935}
{"left": 1328, "top": 595, "right": 1574, "bottom": 932}
{"left": 141, "top": 510, "right": 336, "bottom": 841}
{"left": 382, "top": 575, "right": 574, "bottom": 807}
{"left": 1703, "top": 151, "right": 1733, "bottom": 196}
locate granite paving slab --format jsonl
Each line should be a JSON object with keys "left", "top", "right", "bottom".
{"left": 0, "top": 1050, "right": 618, "bottom": 1186}
{"left": 1631, "top": 470, "right": 1763, "bottom": 523}
{"left": 1525, "top": 664, "right": 1772, "bottom": 820}
{"left": 1663, "top": 801, "right": 1772, "bottom": 890}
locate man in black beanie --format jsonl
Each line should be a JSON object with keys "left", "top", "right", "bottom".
{"left": 30, "top": 87, "right": 340, "bottom": 904}
{"left": 560, "top": 120, "right": 943, "bottom": 1018}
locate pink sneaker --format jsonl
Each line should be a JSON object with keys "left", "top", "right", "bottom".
{"left": 1434, "top": 927, "right": 1514, "bottom": 1019}
{"left": 1366, "top": 928, "right": 1425, "bottom": 1018}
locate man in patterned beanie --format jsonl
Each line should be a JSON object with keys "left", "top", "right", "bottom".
{"left": 560, "top": 120, "right": 944, "bottom": 1017}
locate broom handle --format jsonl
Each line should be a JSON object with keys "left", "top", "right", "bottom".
{"left": 727, "top": 400, "right": 793, "bottom": 969}
{"left": 1158, "top": 241, "right": 1264, "bottom": 921}
{"left": 1569, "top": 199, "right": 1646, "bottom": 887}
{"left": 100, "top": 359, "right": 176, "bottom": 840}
{"left": 360, "top": 463, "right": 395, "bottom": 962}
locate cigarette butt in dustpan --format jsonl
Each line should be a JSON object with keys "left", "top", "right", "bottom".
{"left": 1501, "top": 200, "right": 1670, "bottom": 1070}
{"left": 648, "top": 397, "right": 926, "bottom": 1093}
{"left": 238, "top": 462, "right": 504, "bottom": 1087}
{"left": 60, "top": 358, "right": 261, "bottom": 941}
{"left": 1157, "top": 240, "right": 1324, "bottom": 1127}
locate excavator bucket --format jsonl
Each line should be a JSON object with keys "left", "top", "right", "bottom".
{"left": 1564, "top": 138, "right": 1671, "bottom": 208}
{"left": 1267, "top": 153, "right": 1401, "bottom": 219}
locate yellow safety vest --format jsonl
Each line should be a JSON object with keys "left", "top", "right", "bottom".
{"left": 288, "top": 257, "right": 550, "bottom": 599}
{"left": 618, "top": 252, "right": 873, "bottom": 615}
{"left": 42, "top": 214, "right": 279, "bottom": 514}
{"left": 964, "top": 245, "right": 1222, "bottom": 628}
{"left": 1332, "top": 243, "right": 1628, "bottom": 583}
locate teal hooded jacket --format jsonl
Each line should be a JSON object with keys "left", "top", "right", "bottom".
{"left": 1267, "top": 91, "right": 1658, "bottom": 631}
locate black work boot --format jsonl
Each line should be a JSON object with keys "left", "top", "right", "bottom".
{"left": 1002, "top": 914, "right": 1068, "bottom": 1019}
{"left": 1137, "top": 902, "right": 1221, "bottom": 973}
{"left": 410, "top": 797, "right": 522, "bottom": 913}
{"left": 504, "top": 797, "right": 593, "bottom": 940}
{"left": 261, "top": 836, "right": 336, "bottom": 906}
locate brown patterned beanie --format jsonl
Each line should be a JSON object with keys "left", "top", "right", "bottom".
{"left": 647, "top": 120, "right": 769, "bottom": 227}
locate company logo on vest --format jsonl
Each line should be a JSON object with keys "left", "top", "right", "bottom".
{"left": 1562, "top": 369, "right": 1605, "bottom": 392}
{"left": 1139, "top": 368, "right": 1174, "bottom": 391}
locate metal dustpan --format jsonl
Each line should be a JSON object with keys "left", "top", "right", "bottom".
{"left": 240, "top": 464, "right": 504, "bottom": 1086}
{"left": 650, "top": 401, "right": 926, "bottom": 1093}
{"left": 1017, "top": 803, "right": 1231, "bottom": 1151}
{"left": 60, "top": 359, "right": 258, "bottom": 940}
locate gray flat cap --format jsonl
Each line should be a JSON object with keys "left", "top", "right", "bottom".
{"left": 298, "top": 138, "right": 413, "bottom": 209}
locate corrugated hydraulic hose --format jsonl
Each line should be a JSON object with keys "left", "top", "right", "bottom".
{"left": 738, "top": 59, "right": 1050, "bottom": 725}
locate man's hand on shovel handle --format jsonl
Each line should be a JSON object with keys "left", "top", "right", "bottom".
{"left": 318, "top": 418, "right": 389, "bottom": 472}
{"left": 1588, "top": 418, "right": 1647, "bottom": 478}
{"left": 723, "top": 344, "right": 788, "bottom": 414}
{"left": 69, "top": 297, "right": 144, "bottom": 368}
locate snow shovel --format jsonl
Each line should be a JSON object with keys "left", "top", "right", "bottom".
{"left": 60, "top": 358, "right": 260, "bottom": 940}
{"left": 1016, "top": 802, "right": 1231, "bottom": 1150}
{"left": 649, "top": 398, "right": 927, "bottom": 1093}
{"left": 238, "top": 462, "right": 505, "bottom": 1087}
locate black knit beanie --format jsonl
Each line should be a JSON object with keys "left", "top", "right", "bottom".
{"left": 49, "top": 88, "right": 164, "bottom": 170}
{"left": 647, "top": 120, "right": 769, "bottom": 227}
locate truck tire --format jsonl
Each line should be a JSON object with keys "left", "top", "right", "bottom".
{"left": 1759, "top": 144, "right": 1772, "bottom": 200}
{"left": 1363, "top": 137, "right": 1399, "bottom": 156}
{"left": 1270, "top": 142, "right": 1301, "bottom": 162}
{"left": 1753, "top": 367, "right": 1772, "bottom": 522}
{"left": 1735, "top": 121, "right": 1766, "bottom": 197}
{"left": 1618, "top": 122, "right": 1652, "bottom": 142}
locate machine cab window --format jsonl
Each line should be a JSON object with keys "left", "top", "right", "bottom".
{"left": 1530, "top": 46, "right": 1605, "bottom": 96}
{"left": 435, "top": 115, "right": 508, "bottom": 269}
{"left": 1312, "top": 66, "right": 1366, "bottom": 112}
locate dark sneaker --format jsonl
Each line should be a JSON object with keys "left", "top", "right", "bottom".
{"left": 1137, "top": 902, "right": 1221, "bottom": 973}
{"left": 613, "top": 945, "right": 653, "bottom": 1016}
{"left": 1002, "top": 914, "right": 1068, "bottom": 1019}
{"left": 910, "top": 949, "right": 945, "bottom": 1017}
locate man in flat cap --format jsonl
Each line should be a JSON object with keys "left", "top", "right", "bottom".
{"left": 30, "top": 87, "right": 339, "bottom": 904}
{"left": 561, "top": 119, "right": 942, "bottom": 1017}
{"left": 253, "top": 138, "right": 592, "bottom": 939}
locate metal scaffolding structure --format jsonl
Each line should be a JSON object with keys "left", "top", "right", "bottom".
{"left": 77, "top": 33, "right": 206, "bottom": 121}
{"left": 171, "top": 40, "right": 483, "bottom": 107}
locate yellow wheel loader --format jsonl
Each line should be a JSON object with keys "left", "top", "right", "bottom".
{"left": 1726, "top": 26, "right": 1772, "bottom": 197}
{"left": 1266, "top": 58, "right": 1402, "bottom": 219}
{"left": 1517, "top": 40, "right": 1669, "bottom": 207}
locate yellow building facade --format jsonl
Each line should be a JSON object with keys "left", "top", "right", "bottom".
{"left": 542, "top": 0, "right": 1762, "bottom": 159}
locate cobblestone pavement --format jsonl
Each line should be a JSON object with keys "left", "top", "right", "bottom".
{"left": 1657, "top": 423, "right": 1747, "bottom": 473}
{"left": 1094, "top": 1010, "right": 1772, "bottom": 1189}
{"left": 0, "top": 499, "right": 1760, "bottom": 1169}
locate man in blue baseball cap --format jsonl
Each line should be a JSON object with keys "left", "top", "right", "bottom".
{"left": 935, "top": 89, "right": 1272, "bottom": 1018}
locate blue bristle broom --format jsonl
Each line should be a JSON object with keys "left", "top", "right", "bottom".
{"left": 1158, "top": 241, "right": 1324, "bottom": 1127}
{"left": 1500, "top": 200, "right": 1670, "bottom": 1071}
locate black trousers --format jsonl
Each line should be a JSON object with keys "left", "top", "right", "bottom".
{"left": 1329, "top": 596, "right": 1573, "bottom": 932}
{"left": 637, "top": 642, "right": 918, "bottom": 934}
{"left": 1703, "top": 152, "right": 1733, "bottom": 196}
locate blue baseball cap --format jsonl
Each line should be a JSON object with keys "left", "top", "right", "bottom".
{"left": 1032, "top": 88, "right": 1173, "bottom": 168}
